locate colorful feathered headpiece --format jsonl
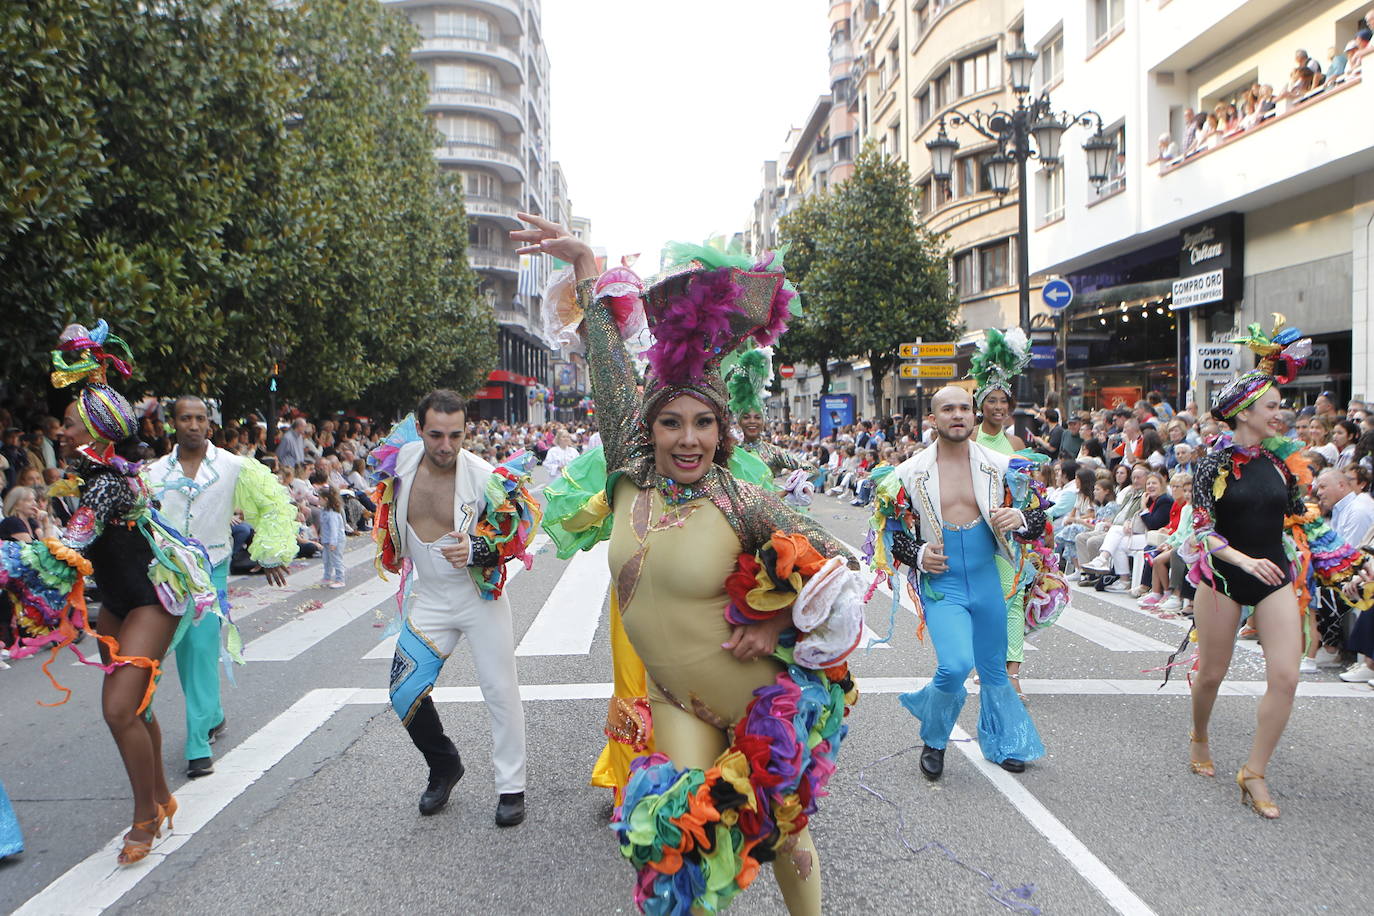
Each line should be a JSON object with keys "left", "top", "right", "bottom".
{"left": 723, "top": 347, "right": 773, "bottom": 417}
{"left": 970, "top": 327, "right": 1030, "bottom": 407}
{"left": 51, "top": 321, "right": 138, "bottom": 448}
{"left": 638, "top": 240, "right": 799, "bottom": 422}
{"left": 1211, "top": 313, "right": 1311, "bottom": 420}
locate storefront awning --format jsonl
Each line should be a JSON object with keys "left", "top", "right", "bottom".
{"left": 1070, "top": 278, "right": 1176, "bottom": 309}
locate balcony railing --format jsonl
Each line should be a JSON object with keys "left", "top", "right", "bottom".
{"left": 1158, "top": 72, "right": 1362, "bottom": 176}
{"left": 469, "top": 248, "right": 519, "bottom": 273}
{"left": 434, "top": 138, "right": 524, "bottom": 176}
{"left": 427, "top": 86, "right": 523, "bottom": 121}
{"left": 415, "top": 32, "right": 521, "bottom": 72}
{"left": 465, "top": 193, "right": 522, "bottom": 221}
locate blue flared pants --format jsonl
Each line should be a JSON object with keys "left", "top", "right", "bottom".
{"left": 175, "top": 560, "right": 228, "bottom": 761}
{"left": 899, "top": 521, "right": 1045, "bottom": 764}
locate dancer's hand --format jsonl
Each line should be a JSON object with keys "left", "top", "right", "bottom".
{"left": 723, "top": 615, "right": 790, "bottom": 662}
{"left": 1240, "top": 553, "right": 1285, "bottom": 586}
{"left": 920, "top": 547, "right": 948, "bottom": 574}
{"left": 265, "top": 565, "right": 289, "bottom": 587}
{"left": 511, "top": 213, "right": 597, "bottom": 278}
{"left": 990, "top": 507, "right": 1023, "bottom": 535}
{"left": 440, "top": 532, "right": 471, "bottom": 568}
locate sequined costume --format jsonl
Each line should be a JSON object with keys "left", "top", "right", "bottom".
{"left": 577, "top": 267, "right": 864, "bottom": 916}
{"left": 866, "top": 444, "right": 1063, "bottom": 764}
{"left": 740, "top": 437, "right": 805, "bottom": 476}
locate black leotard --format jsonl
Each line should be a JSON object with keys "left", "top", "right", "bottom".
{"left": 1194, "top": 446, "right": 1297, "bottom": 606}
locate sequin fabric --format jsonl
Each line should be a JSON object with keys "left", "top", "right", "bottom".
{"left": 580, "top": 279, "right": 847, "bottom": 558}
{"left": 741, "top": 438, "right": 804, "bottom": 475}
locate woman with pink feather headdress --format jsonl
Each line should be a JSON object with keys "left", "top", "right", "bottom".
{"left": 514, "top": 214, "right": 866, "bottom": 916}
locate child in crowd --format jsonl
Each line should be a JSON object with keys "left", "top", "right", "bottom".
{"left": 317, "top": 485, "right": 345, "bottom": 588}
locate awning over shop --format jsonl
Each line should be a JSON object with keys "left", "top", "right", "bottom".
{"left": 1070, "top": 278, "right": 1176, "bottom": 308}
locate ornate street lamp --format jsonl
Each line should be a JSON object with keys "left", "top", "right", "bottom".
{"left": 922, "top": 45, "right": 1107, "bottom": 410}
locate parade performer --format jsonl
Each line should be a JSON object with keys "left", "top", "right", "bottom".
{"left": 516, "top": 214, "right": 865, "bottom": 916}
{"left": 726, "top": 347, "right": 806, "bottom": 477}
{"left": 1179, "top": 317, "right": 1369, "bottom": 819}
{"left": 0, "top": 321, "right": 230, "bottom": 866}
{"left": 144, "top": 395, "right": 297, "bottom": 777}
{"left": 368, "top": 390, "right": 541, "bottom": 826}
{"left": 868, "top": 385, "right": 1056, "bottom": 781}
{"left": 970, "top": 328, "right": 1038, "bottom": 695}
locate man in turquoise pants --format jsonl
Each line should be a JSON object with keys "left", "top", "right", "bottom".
{"left": 145, "top": 396, "right": 297, "bottom": 777}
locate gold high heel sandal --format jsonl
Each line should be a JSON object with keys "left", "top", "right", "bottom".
{"left": 158, "top": 796, "right": 178, "bottom": 835}
{"left": 1188, "top": 730, "right": 1215, "bottom": 777}
{"left": 1236, "top": 765, "right": 1280, "bottom": 819}
{"left": 117, "top": 815, "right": 163, "bottom": 866}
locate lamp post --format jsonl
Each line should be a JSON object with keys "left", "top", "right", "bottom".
{"left": 926, "top": 46, "right": 1113, "bottom": 407}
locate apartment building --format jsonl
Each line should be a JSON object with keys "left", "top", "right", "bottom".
{"left": 1024, "top": 0, "right": 1374, "bottom": 413}
{"left": 383, "top": 0, "right": 558, "bottom": 421}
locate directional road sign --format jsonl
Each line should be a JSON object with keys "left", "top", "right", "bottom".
{"left": 1041, "top": 278, "right": 1074, "bottom": 310}
{"left": 899, "top": 363, "right": 957, "bottom": 379}
{"left": 898, "top": 341, "right": 956, "bottom": 359}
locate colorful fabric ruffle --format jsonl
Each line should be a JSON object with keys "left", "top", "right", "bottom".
{"left": 471, "top": 451, "right": 543, "bottom": 600}
{"left": 615, "top": 648, "right": 855, "bottom": 916}
{"left": 722, "top": 532, "right": 865, "bottom": 670}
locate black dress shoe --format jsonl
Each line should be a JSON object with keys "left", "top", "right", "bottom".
{"left": 186, "top": 757, "right": 214, "bottom": 778}
{"left": 208, "top": 718, "right": 227, "bottom": 745}
{"left": 495, "top": 792, "right": 525, "bottom": 827}
{"left": 418, "top": 757, "right": 465, "bottom": 816}
{"left": 1000, "top": 758, "right": 1026, "bottom": 774}
{"left": 919, "top": 745, "right": 945, "bottom": 781}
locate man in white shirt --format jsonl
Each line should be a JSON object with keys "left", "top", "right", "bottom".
{"left": 1316, "top": 469, "right": 1374, "bottom": 545}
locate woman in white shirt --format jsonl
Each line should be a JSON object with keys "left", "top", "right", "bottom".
{"left": 542, "top": 429, "right": 581, "bottom": 481}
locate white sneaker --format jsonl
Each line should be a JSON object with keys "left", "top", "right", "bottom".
{"left": 1159, "top": 595, "right": 1183, "bottom": 611}
{"left": 1299, "top": 657, "right": 1318, "bottom": 674}
{"left": 1338, "top": 661, "right": 1374, "bottom": 683}
{"left": 1066, "top": 571, "right": 1082, "bottom": 583}
{"left": 0, "top": 648, "right": 10, "bottom": 660}
{"left": 1081, "top": 554, "right": 1112, "bottom": 574}
{"left": 1314, "top": 647, "right": 1343, "bottom": 669}
{"left": 1104, "top": 579, "right": 1130, "bottom": 593}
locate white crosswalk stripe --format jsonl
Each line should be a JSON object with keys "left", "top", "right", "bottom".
{"left": 515, "top": 541, "right": 612, "bottom": 656}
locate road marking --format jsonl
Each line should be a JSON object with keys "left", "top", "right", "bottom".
{"left": 13, "top": 688, "right": 359, "bottom": 916}
{"left": 948, "top": 723, "right": 1159, "bottom": 916}
{"left": 516, "top": 541, "right": 612, "bottom": 656}
{"left": 1075, "top": 587, "right": 1265, "bottom": 655}
{"left": 243, "top": 577, "right": 396, "bottom": 661}
{"left": 1054, "top": 608, "right": 1174, "bottom": 652}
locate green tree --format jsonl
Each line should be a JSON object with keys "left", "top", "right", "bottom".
{"left": 776, "top": 191, "right": 843, "bottom": 396}
{"left": 787, "top": 143, "right": 960, "bottom": 414}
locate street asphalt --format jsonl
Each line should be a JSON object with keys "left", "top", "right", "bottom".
{"left": 2, "top": 495, "right": 1372, "bottom": 915}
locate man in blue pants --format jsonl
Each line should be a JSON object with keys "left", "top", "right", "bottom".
{"left": 145, "top": 396, "right": 298, "bottom": 777}
{"left": 884, "top": 386, "right": 1047, "bottom": 779}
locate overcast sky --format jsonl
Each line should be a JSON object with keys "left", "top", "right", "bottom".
{"left": 543, "top": 1, "right": 832, "bottom": 271}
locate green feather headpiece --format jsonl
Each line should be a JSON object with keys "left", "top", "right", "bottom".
{"left": 723, "top": 347, "right": 772, "bottom": 416}
{"left": 969, "top": 327, "right": 1030, "bottom": 406}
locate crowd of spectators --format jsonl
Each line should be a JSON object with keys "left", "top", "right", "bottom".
{"left": 1160, "top": 10, "right": 1372, "bottom": 168}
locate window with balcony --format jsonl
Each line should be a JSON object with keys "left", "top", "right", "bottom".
{"left": 957, "top": 49, "right": 995, "bottom": 98}
{"left": 916, "top": 89, "right": 931, "bottom": 126}
{"left": 1089, "top": 0, "right": 1124, "bottom": 50}
{"left": 469, "top": 224, "right": 500, "bottom": 248}
{"left": 433, "top": 9, "right": 493, "bottom": 41}
{"left": 435, "top": 115, "right": 499, "bottom": 147}
{"left": 1038, "top": 27, "right": 1063, "bottom": 88}
{"left": 1037, "top": 165, "right": 1064, "bottom": 224}
{"left": 833, "top": 135, "right": 853, "bottom": 163}
{"left": 462, "top": 170, "right": 498, "bottom": 199}
{"left": 433, "top": 63, "right": 498, "bottom": 94}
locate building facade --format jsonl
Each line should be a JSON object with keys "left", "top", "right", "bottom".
{"left": 383, "top": 0, "right": 559, "bottom": 422}
{"left": 1025, "top": 0, "right": 1374, "bottom": 413}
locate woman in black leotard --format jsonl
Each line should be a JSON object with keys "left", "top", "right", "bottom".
{"left": 1185, "top": 320, "right": 1368, "bottom": 819}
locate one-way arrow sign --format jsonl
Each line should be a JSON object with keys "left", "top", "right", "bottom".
{"left": 1042, "top": 278, "right": 1073, "bottom": 310}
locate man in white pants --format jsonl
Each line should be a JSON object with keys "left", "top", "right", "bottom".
{"left": 373, "top": 390, "right": 535, "bottom": 826}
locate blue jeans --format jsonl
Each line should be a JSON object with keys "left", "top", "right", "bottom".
{"left": 899, "top": 520, "right": 1045, "bottom": 763}
{"left": 322, "top": 543, "right": 343, "bottom": 582}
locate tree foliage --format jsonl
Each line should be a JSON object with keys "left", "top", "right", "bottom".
{"left": 0, "top": 0, "right": 494, "bottom": 418}
{"left": 778, "top": 143, "right": 959, "bottom": 411}
{"left": 776, "top": 191, "right": 843, "bottom": 395}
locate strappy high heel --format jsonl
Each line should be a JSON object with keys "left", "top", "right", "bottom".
{"left": 158, "top": 796, "right": 178, "bottom": 835}
{"left": 117, "top": 816, "right": 162, "bottom": 866}
{"left": 1188, "top": 730, "right": 1214, "bottom": 777}
{"left": 1236, "top": 765, "right": 1280, "bottom": 819}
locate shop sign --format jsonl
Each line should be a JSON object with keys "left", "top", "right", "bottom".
{"left": 1172, "top": 213, "right": 1243, "bottom": 310}
{"left": 1100, "top": 386, "right": 1143, "bottom": 409}
{"left": 1194, "top": 343, "right": 1243, "bottom": 381}
{"left": 1172, "top": 269, "right": 1224, "bottom": 309}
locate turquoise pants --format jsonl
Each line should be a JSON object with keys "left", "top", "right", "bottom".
{"left": 175, "top": 560, "right": 228, "bottom": 761}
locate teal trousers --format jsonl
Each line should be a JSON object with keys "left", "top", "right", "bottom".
{"left": 175, "top": 560, "right": 228, "bottom": 761}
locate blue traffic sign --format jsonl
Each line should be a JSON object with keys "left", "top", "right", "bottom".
{"left": 1042, "top": 278, "right": 1074, "bottom": 310}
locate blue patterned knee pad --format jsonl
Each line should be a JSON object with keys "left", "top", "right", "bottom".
{"left": 390, "top": 620, "right": 445, "bottom": 726}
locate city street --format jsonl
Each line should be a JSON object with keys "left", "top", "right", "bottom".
{"left": 2, "top": 498, "right": 1371, "bottom": 916}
